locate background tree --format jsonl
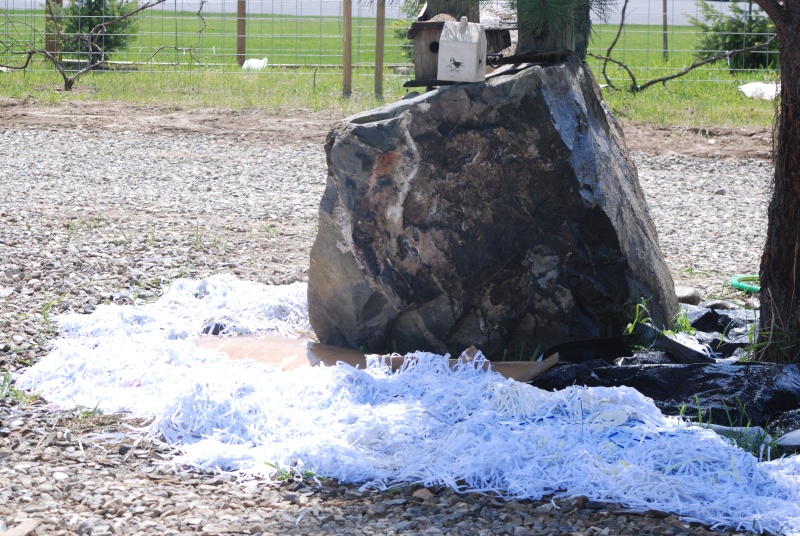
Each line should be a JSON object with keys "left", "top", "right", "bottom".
{"left": 689, "top": 0, "right": 778, "bottom": 70}
{"left": 56, "top": 0, "right": 141, "bottom": 65}
{"left": 1, "top": 0, "right": 166, "bottom": 89}
{"left": 753, "top": 0, "right": 800, "bottom": 363}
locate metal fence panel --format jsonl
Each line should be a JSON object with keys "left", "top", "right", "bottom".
{"left": 1, "top": 0, "right": 779, "bottom": 84}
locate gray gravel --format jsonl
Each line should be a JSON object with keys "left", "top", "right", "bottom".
{"left": 638, "top": 154, "right": 770, "bottom": 282}
{"left": 0, "top": 124, "right": 770, "bottom": 535}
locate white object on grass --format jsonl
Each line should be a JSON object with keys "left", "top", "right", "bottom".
{"left": 738, "top": 81, "right": 780, "bottom": 100}
{"left": 242, "top": 58, "right": 269, "bottom": 70}
{"left": 17, "top": 275, "right": 800, "bottom": 536}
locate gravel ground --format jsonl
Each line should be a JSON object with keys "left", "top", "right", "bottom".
{"left": 0, "top": 120, "right": 771, "bottom": 536}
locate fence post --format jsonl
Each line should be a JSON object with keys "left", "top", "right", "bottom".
{"left": 45, "top": 0, "right": 62, "bottom": 61}
{"left": 662, "top": 0, "right": 668, "bottom": 61}
{"left": 375, "top": 0, "right": 385, "bottom": 97}
{"left": 343, "top": 0, "right": 352, "bottom": 96}
{"left": 237, "top": 0, "right": 246, "bottom": 66}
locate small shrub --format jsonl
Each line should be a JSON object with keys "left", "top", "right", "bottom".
{"left": 392, "top": 20, "right": 414, "bottom": 62}
{"left": 56, "top": 0, "right": 141, "bottom": 65}
{"left": 689, "top": 0, "right": 778, "bottom": 71}
{"left": 391, "top": 0, "right": 417, "bottom": 63}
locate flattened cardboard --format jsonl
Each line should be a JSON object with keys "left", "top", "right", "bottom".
{"left": 194, "top": 334, "right": 559, "bottom": 382}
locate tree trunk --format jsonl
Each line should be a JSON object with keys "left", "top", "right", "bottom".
{"left": 756, "top": 0, "right": 800, "bottom": 362}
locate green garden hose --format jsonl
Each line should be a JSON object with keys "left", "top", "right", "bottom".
{"left": 730, "top": 274, "right": 761, "bottom": 293}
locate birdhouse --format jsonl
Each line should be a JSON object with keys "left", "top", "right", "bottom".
{"left": 437, "top": 17, "right": 486, "bottom": 83}
{"left": 407, "top": 18, "right": 450, "bottom": 84}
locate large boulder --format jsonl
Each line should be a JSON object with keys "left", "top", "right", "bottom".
{"left": 308, "top": 57, "right": 678, "bottom": 357}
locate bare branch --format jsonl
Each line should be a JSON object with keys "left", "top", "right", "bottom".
{"left": 587, "top": 52, "right": 638, "bottom": 92}
{"left": 81, "top": 0, "right": 167, "bottom": 68}
{"left": 85, "top": 0, "right": 168, "bottom": 42}
{"left": 133, "top": 45, "right": 203, "bottom": 65}
{"left": 636, "top": 34, "right": 777, "bottom": 92}
{"left": 3, "top": 0, "right": 171, "bottom": 90}
{"left": 0, "top": 50, "right": 36, "bottom": 71}
{"left": 600, "top": 0, "right": 628, "bottom": 88}
{"left": 0, "top": 12, "right": 46, "bottom": 61}
{"left": 589, "top": 34, "right": 777, "bottom": 93}
{"left": 45, "top": 0, "right": 67, "bottom": 44}
{"left": 196, "top": 0, "right": 208, "bottom": 34}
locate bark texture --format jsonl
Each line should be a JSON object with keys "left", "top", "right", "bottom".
{"left": 756, "top": 0, "right": 800, "bottom": 362}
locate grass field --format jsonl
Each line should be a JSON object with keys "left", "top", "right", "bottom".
{"left": 0, "top": 8, "right": 780, "bottom": 126}
{"left": 586, "top": 23, "right": 779, "bottom": 126}
{"left": 1, "top": 8, "right": 410, "bottom": 66}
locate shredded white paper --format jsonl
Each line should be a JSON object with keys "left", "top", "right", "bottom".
{"left": 17, "top": 274, "right": 800, "bottom": 534}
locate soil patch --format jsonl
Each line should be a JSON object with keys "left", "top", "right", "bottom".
{"left": 0, "top": 99, "right": 774, "bottom": 159}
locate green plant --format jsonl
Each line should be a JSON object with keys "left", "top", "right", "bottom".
{"left": 194, "top": 222, "right": 202, "bottom": 250}
{"left": 624, "top": 298, "right": 653, "bottom": 335}
{"left": 674, "top": 309, "right": 696, "bottom": 335}
{"left": 689, "top": 0, "right": 778, "bottom": 71}
{"left": 688, "top": 394, "right": 779, "bottom": 459}
{"left": 148, "top": 224, "right": 156, "bottom": 246}
{"left": 41, "top": 293, "right": 66, "bottom": 339}
{"left": 264, "top": 461, "right": 319, "bottom": 482}
{"left": 392, "top": 20, "right": 414, "bottom": 62}
{"left": 663, "top": 309, "right": 697, "bottom": 337}
{"left": 75, "top": 402, "right": 104, "bottom": 419}
{"left": 55, "top": 0, "right": 143, "bottom": 65}
{"left": 0, "top": 371, "right": 40, "bottom": 404}
{"left": 748, "top": 328, "right": 800, "bottom": 363}
{"left": 261, "top": 224, "right": 279, "bottom": 236}
{"left": 65, "top": 218, "right": 83, "bottom": 240}
{"left": 386, "top": 0, "right": 416, "bottom": 61}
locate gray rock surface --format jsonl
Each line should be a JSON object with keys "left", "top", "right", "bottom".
{"left": 309, "top": 58, "right": 678, "bottom": 356}
{"left": 675, "top": 285, "right": 703, "bottom": 305}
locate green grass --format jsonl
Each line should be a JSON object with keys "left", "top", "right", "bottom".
{"left": 587, "top": 23, "right": 779, "bottom": 127}
{"left": 0, "top": 370, "right": 40, "bottom": 404}
{"left": 1, "top": 8, "right": 411, "bottom": 67}
{"left": 0, "top": 62, "right": 411, "bottom": 112}
{"left": 0, "top": 9, "right": 779, "bottom": 127}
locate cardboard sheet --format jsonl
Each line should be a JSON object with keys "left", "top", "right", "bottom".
{"left": 194, "top": 334, "right": 559, "bottom": 382}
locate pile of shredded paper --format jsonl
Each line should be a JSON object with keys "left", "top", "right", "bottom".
{"left": 17, "top": 275, "right": 800, "bottom": 534}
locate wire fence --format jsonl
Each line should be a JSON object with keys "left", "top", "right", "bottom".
{"left": 586, "top": 0, "right": 779, "bottom": 86}
{"left": 1, "top": 0, "right": 410, "bottom": 70}
{"left": 0, "top": 0, "right": 780, "bottom": 84}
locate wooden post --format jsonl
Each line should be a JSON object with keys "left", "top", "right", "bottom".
{"left": 237, "top": 0, "right": 246, "bottom": 67}
{"left": 662, "top": 0, "right": 668, "bottom": 62}
{"left": 375, "top": 0, "right": 385, "bottom": 97}
{"left": 45, "top": 0, "right": 63, "bottom": 61}
{"left": 343, "top": 0, "right": 352, "bottom": 96}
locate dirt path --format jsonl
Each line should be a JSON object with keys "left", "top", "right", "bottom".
{"left": 0, "top": 99, "right": 774, "bottom": 159}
